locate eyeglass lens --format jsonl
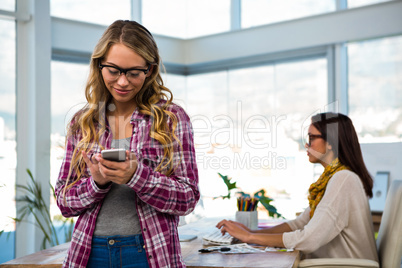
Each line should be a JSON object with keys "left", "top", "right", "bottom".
{"left": 306, "top": 134, "right": 322, "bottom": 145}
{"left": 102, "top": 66, "right": 146, "bottom": 81}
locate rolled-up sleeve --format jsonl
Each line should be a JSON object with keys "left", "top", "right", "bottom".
{"left": 55, "top": 132, "right": 111, "bottom": 218}
{"left": 286, "top": 207, "right": 311, "bottom": 231}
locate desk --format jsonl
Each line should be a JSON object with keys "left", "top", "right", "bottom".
{"left": 0, "top": 242, "right": 69, "bottom": 268}
{"left": 180, "top": 217, "right": 300, "bottom": 268}
{"left": 1, "top": 218, "right": 300, "bottom": 268}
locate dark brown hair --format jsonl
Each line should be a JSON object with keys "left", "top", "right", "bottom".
{"left": 311, "top": 112, "right": 373, "bottom": 198}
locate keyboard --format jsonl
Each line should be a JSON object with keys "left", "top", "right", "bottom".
{"left": 202, "top": 229, "right": 234, "bottom": 245}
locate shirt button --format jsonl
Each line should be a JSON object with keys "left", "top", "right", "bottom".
{"left": 109, "top": 239, "right": 115, "bottom": 245}
{"left": 143, "top": 228, "right": 147, "bottom": 232}
{"left": 149, "top": 255, "right": 153, "bottom": 259}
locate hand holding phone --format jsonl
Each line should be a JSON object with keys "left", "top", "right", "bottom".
{"left": 101, "top": 149, "right": 126, "bottom": 162}
{"left": 99, "top": 149, "right": 138, "bottom": 185}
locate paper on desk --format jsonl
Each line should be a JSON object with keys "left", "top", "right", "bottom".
{"left": 206, "top": 243, "right": 265, "bottom": 254}
{"left": 265, "top": 247, "right": 294, "bottom": 252}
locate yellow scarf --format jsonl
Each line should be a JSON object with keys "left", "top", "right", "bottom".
{"left": 308, "top": 158, "right": 349, "bottom": 218}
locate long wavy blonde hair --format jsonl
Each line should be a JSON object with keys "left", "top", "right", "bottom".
{"left": 65, "top": 20, "right": 180, "bottom": 191}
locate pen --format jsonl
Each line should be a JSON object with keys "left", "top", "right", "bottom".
{"left": 198, "top": 247, "right": 231, "bottom": 253}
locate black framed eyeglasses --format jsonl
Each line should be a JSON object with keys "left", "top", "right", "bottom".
{"left": 99, "top": 64, "right": 151, "bottom": 82}
{"left": 306, "top": 134, "right": 323, "bottom": 146}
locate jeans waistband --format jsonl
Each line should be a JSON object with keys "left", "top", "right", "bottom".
{"left": 92, "top": 234, "right": 144, "bottom": 248}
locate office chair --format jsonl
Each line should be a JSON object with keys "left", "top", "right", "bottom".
{"left": 298, "top": 179, "right": 402, "bottom": 268}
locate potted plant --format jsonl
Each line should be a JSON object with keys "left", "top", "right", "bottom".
{"left": 0, "top": 169, "right": 74, "bottom": 249}
{"left": 214, "top": 173, "right": 283, "bottom": 218}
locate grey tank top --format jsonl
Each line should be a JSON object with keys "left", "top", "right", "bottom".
{"left": 93, "top": 137, "right": 142, "bottom": 236}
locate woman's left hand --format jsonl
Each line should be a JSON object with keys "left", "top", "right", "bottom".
{"left": 216, "top": 219, "right": 251, "bottom": 243}
{"left": 95, "top": 150, "right": 138, "bottom": 184}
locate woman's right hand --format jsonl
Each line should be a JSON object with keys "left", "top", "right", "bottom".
{"left": 82, "top": 151, "right": 110, "bottom": 187}
{"left": 216, "top": 219, "right": 252, "bottom": 243}
{"left": 217, "top": 220, "right": 251, "bottom": 232}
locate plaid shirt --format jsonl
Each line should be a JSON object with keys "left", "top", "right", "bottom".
{"left": 55, "top": 100, "right": 200, "bottom": 268}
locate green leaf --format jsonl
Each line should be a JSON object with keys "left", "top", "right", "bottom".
{"left": 253, "top": 188, "right": 283, "bottom": 218}
{"left": 218, "top": 173, "right": 238, "bottom": 191}
{"left": 1, "top": 168, "right": 75, "bottom": 249}
{"left": 237, "top": 191, "right": 251, "bottom": 198}
{"left": 213, "top": 173, "right": 239, "bottom": 200}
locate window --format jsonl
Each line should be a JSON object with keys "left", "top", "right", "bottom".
{"left": 0, "top": 0, "right": 14, "bottom": 11}
{"left": 0, "top": 19, "right": 16, "bottom": 263}
{"left": 241, "top": 0, "right": 335, "bottom": 29}
{"left": 348, "top": 35, "right": 402, "bottom": 143}
{"left": 161, "top": 73, "right": 187, "bottom": 109}
{"left": 142, "top": 0, "right": 230, "bottom": 38}
{"left": 185, "top": 71, "right": 230, "bottom": 218}
{"left": 348, "top": 0, "right": 392, "bottom": 8}
{"left": 50, "top": 61, "right": 88, "bottom": 220}
{"left": 188, "top": 58, "right": 328, "bottom": 219}
{"left": 50, "top": 0, "right": 130, "bottom": 26}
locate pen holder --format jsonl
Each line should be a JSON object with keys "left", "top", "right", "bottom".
{"left": 235, "top": 211, "right": 258, "bottom": 230}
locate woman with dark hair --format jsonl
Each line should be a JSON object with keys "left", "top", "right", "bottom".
{"left": 55, "top": 20, "right": 199, "bottom": 268}
{"left": 217, "top": 112, "right": 378, "bottom": 261}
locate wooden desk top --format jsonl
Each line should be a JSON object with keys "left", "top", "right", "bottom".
{"left": 179, "top": 218, "right": 300, "bottom": 268}
{"left": 0, "top": 242, "right": 69, "bottom": 268}
{"left": 1, "top": 218, "right": 299, "bottom": 268}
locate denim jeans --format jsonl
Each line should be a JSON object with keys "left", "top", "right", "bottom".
{"left": 87, "top": 234, "right": 149, "bottom": 268}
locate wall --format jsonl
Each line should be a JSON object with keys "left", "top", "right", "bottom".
{"left": 361, "top": 142, "right": 402, "bottom": 184}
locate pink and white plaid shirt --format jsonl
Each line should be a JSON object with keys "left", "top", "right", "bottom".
{"left": 55, "top": 100, "right": 200, "bottom": 267}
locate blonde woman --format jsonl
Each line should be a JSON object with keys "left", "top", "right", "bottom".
{"left": 55, "top": 20, "right": 199, "bottom": 268}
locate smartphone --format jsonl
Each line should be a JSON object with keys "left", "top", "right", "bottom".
{"left": 101, "top": 149, "right": 126, "bottom": 162}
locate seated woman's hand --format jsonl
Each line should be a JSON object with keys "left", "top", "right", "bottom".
{"left": 95, "top": 150, "right": 138, "bottom": 185}
{"left": 216, "top": 219, "right": 251, "bottom": 243}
